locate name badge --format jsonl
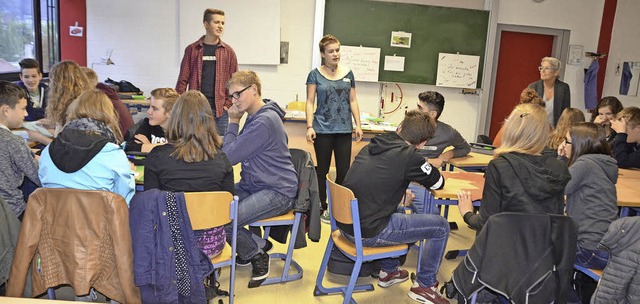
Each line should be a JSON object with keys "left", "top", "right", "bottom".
{"left": 203, "top": 55, "right": 216, "bottom": 61}
{"left": 343, "top": 78, "right": 351, "bottom": 83}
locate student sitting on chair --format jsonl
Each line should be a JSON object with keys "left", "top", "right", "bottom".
{"left": 592, "top": 96, "right": 624, "bottom": 143}
{"left": 144, "top": 90, "right": 234, "bottom": 299}
{"left": 407, "top": 91, "right": 469, "bottom": 214}
{"left": 340, "top": 110, "right": 449, "bottom": 304}
{"left": 547, "top": 107, "right": 585, "bottom": 158}
{"left": 125, "top": 88, "right": 179, "bottom": 152}
{"left": 0, "top": 81, "right": 41, "bottom": 220}
{"left": 39, "top": 89, "right": 135, "bottom": 206}
{"left": 222, "top": 70, "right": 297, "bottom": 287}
{"left": 457, "top": 103, "right": 571, "bottom": 232}
{"left": 558, "top": 122, "right": 618, "bottom": 302}
{"left": 415, "top": 91, "right": 469, "bottom": 167}
{"left": 610, "top": 106, "right": 640, "bottom": 169}
{"left": 16, "top": 58, "right": 48, "bottom": 122}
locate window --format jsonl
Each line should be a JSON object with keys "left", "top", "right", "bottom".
{"left": 0, "top": 0, "right": 59, "bottom": 78}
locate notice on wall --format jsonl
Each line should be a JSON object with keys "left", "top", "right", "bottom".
{"left": 384, "top": 55, "right": 405, "bottom": 72}
{"left": 340, "top": 45, "right": 381, "bottom": 82}
{"left": 436, "top": 53, "right": 480, "bottom": 88}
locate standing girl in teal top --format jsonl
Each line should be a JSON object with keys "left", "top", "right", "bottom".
{"left": 305, "top": 34, "right": 363, "bottom": 223}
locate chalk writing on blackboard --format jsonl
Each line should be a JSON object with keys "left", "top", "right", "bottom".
{"left": 436, "top": 53, "right": 480, "bottom": 88}
{"left": 340, "top": 45, "right": 381, "bottom": 82}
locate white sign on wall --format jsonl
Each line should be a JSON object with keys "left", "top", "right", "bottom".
{"left": 436, "top": 53, "right": 480, "bottom": 88}
{"left": 340, "top": 45, "right": 381, "bottom": 82}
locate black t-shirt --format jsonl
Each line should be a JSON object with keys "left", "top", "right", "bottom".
{"left": 201, "top": 43, "right": 218, "bottom": 111}
{"left": 124, "top": 118, "right": 166, "bottom": 152}
{"left": 144, "top": 144, "right": 235, "bottom": 194}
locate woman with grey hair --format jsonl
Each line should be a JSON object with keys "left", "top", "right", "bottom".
{"left": 528, "top": 56, "right": 571, "bottom": 127}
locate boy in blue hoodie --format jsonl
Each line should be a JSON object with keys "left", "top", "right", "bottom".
{"left": 222, "top": 70, "right": 298, "bottom": 287}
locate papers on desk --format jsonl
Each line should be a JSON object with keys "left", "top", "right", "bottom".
{"left": 22, "top": 121, "right": 53, "bottom": 137}
{"left": 284, "top": 110, "right": 306, "bottom": 119}
{"left": 361, "top": 124, "right": 397, "bottom": 132}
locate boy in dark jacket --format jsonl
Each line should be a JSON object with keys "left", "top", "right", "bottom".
{"left": 611, "top": 107, "right": 640, "bottom": 168}
{"left": 16, "top": 59, "right": 48, "bottom": 121}
{"left": 340, "top": 110, "right": 450, "bottom": 304}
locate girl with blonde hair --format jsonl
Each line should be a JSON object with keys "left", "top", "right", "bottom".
{"left": 39, "top": 89, "right": 135, "bottom": 205}
{"left": 457, "top": 103, "right": 571, "bottom": 231}
{"left": 46, "top": 60, "right": 91, "bottom": 128}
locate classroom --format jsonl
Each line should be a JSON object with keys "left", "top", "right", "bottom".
{"left": 1, "top": 0, "right": 640, "bottom": 303}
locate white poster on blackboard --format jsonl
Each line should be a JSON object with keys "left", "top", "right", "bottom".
{"left": 340, "top": 45, "right": 381, "bottom": 82}
{"left": 436, "top": 53, "right": 480, "bottom": 88}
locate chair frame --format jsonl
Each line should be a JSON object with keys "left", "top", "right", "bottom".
{"left": 248, "top": 210, "right": 304, "bottom": 286}
{"left": 184, "top": 192, "right": 239, "bottom": 304}
{"left": 314, "top": 177, "right": 409, "bottom": 304}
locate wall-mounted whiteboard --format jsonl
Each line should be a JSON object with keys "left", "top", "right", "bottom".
{"left": 179, "top": 0, "right": 280, "bottom": 65}
{"left": 339, "top": 46, "right": 381, "bottom": 82}
{"left": 436, "top": 53, "right": 480, "bottom": 88}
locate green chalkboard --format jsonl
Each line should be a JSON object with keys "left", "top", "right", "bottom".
{"left": 324, "top": 0, "right": 489, "bottom": 87}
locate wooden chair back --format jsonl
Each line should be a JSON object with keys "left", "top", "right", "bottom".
{"left": 184, "top": 192, "right": 234, "bottom": 230}
{"left": 326, "top": 176, "right": 355, "bottom": 225}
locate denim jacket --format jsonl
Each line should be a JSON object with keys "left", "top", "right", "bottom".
{"left": 130, "top": 189, "right": 213, "bottom": 304}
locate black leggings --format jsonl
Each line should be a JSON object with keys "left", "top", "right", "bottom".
{"left": 314, "top": 133, "right": 352, "bottom": 210}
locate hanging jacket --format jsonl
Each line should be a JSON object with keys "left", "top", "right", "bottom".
{"left": 269, "top": 148, "right": 321, "bottom": 248}
{"left": 584, "top": 59, "right": 599, "bottom": 110}
{"left": 591, "top": 217, "right": 640, "bottom": 304}
{"left": 620, "top": 62, "right": 632, "bottom": 95}
{"left": 6, "top": 188, "right": 141, "bottom": 303}
{"left": 452, "top": 212, "right": 577, "bottom": 304}
{"left": 129, "top": 189, "right": 213, "bottom": 304}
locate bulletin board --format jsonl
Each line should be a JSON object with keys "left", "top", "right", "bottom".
{"left": 324, "top": 0, "right": 489, "bottom": 87}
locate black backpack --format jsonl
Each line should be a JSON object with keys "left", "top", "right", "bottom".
{"left": 105, "top": 78, "right": 143, "bottom": 94}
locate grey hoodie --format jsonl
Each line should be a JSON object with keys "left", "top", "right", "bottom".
{"left": 222, "top": 99, "right": 297, "bottom": 198}
{"left": 565, "top": 154, "right": 619, "bottom": 250}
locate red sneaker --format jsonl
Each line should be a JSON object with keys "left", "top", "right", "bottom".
{"left": 408, "top": 282, "right": 449, "bottom": 304}
{"left": 377, "top": 269, "right": 409, "bottom": 288}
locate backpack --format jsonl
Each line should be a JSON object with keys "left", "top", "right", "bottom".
{"left": 327, "top": 245, "right": 407, "bottom": 277}
{"left": 105, "top": 78, "right": 143, "bottom": 94}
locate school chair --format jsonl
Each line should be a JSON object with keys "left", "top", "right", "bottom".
{"left": 573, "top": 264, "right": 603, "bottom": 281}
{"left": 245, "top": 148, "right": 318, "bottom": 287}
{"left": 184, "top": 192, "right": 239, "bottom": 304}
{"left": 6, "top": 188, "right": 140, "bottom": 303}
{"left": 248, "top": 211, "right": 304, "bottom": 287}
{"left": 314, "top": 176, "right": 409, "bottom": 304}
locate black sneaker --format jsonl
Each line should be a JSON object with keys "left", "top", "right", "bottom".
{"left": 236, "top": 239, "right": 273, "bottom": 267}
{"left": 248, "top": 252, "right": 270, "bottom": 287}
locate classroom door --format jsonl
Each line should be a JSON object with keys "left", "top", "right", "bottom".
{"left": 489, "top": 31, "right": 554, "bottom": 139}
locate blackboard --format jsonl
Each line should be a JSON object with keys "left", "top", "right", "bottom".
{"left": 324, "top": 0, "right": 489, "bottom": 87}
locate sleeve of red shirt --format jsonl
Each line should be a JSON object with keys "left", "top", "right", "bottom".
{"left": 176, "top": 45, "right": 192, "bottom": 94}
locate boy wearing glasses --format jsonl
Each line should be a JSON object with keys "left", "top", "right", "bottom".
{"left": 611, "top": 107, "right": 640, "bottom": 168}
{"left": 222, "top": 71, "right": 298, "bottom": 288}
{"left": 176, "top": 8, "right": 238, "bottom": 135}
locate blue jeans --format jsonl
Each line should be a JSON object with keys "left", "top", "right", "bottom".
{"left": 225, "top": 183, "right": 294, "bottom": 260}
{"left": 575, "top": 243, "right": 609, "bottom": 270}
{"left": 407, "top": 183, "right": 439, "bottom": 215}
{"left": 215, "top": 111, "right": 229, "bottom": 136}
{"left": 343, "top": 213, "right": 449, "bottom": 287}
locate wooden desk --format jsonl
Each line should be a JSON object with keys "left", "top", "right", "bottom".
{"left": 122, "top": 99, "right": 150, "bottom": 106}
{"left": 448, "top": 152, "right": 494, "bottom": 171}
{"left": 617, "top": 169, "right": 640, "bottom": 216}
{"left": 428, "top": 171, "right": 484, "bottom": 259}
